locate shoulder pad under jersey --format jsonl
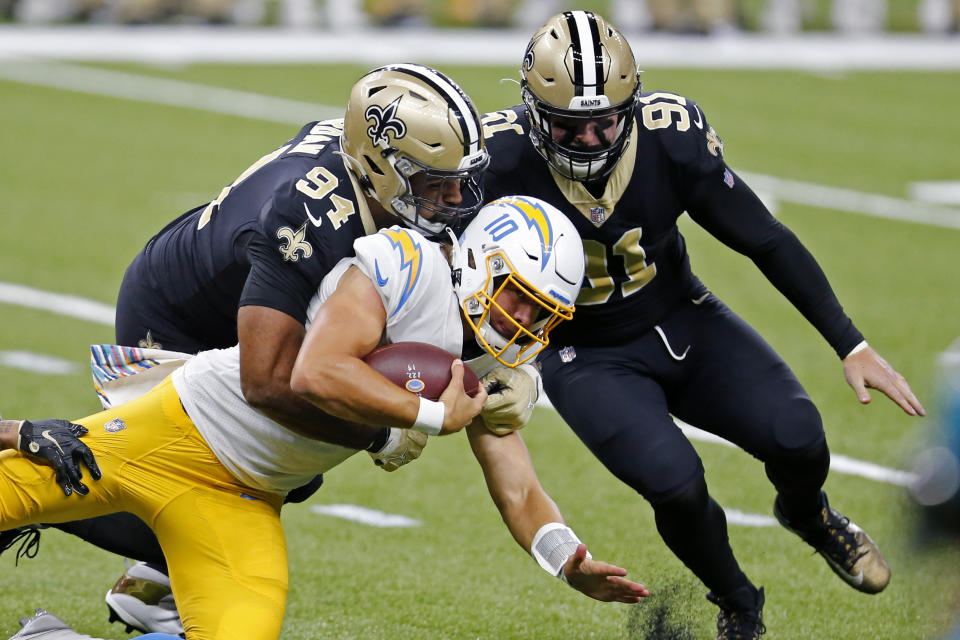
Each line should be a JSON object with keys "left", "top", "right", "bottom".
{"left": 635, "top": 92, "right": 725, "bottom": 174}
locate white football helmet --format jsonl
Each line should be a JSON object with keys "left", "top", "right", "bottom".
{"left": 341, "top": 63, "right": 489, "bottom": 236}
{"left": 521, "top": 10, "right": 641, "bottom": 181}
{"left": 452, "top": 196, "right": 585, "bottom": 367}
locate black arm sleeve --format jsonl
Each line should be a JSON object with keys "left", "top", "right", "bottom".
{"left": 686, "top": 167, "right": 863, "bottom": 358}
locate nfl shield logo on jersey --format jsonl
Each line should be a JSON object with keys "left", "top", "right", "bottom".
{"left": 104, "top": 418, "right": 127, "bottom": 433}
{"left": 590, "top": 206, "right": 606, "bottom": 224}
{"left": 559, "top": 346, "right": 577, "bottom": 363}
{"left": 723, "top": 168, "right": 735, "bottom": 189}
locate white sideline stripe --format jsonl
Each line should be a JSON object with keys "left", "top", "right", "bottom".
{"left": 4, "top": 62, "right": 959, "bottom": 231}
{"left": 741, "top": 172, "right": 960, "bottom": 230}
{"left": 0, "top": 281, "right": 115, "bottom": 326}
{"left": 0, "top": 61, "right": 340, "bottom": 124}
{"left": 535, "top": 396, "right": 916, "bottom": 487}
{"left": 312, "top": 500, "right": 775, "bottom": 529}
{"left": 676, "top": 419, "right": 919, "bottom": 487}
{"left": 2, "top": 26, "right": 960, "bottom": 70}
{"left": 310, "top": 504, "right": 422, "bottom": 528}
{"left": 909, "top": 181, "right": 960, "bottom": 205}
{"left": 724, "top": 509, "right": 780, "bottom": 528}
{"left": 0, "top": 351, "right": 79, "bottom": 375}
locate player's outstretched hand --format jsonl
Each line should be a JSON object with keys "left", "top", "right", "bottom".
{"left": 561, "top": 544, "right": 650, "bottom": 603}
{"left": 438, "top": 360, "right": 487, "bottom": 435}
{"left": 842, "top": 345, "right": 926, "bottom": 416}
{"left": 18, "top": 419, "right": 102, "bottom": 497}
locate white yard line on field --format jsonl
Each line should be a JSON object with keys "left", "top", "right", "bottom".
{"left": 0, "top": 351, "right": 80, "bottom": 375}
{"left": 674, "top": 420, "right": 919, "bottom": 487}
{"left": 0, "top": 60, "right": 340, "bottom": 124}
{"left": 0, "top": 281, "right": 115, "bottom": 325}
{"left": 310, "top": 504, "right": 422, "bottom": 527}
{"left": 3, "top": 61, "right": 959, "bottom": 230}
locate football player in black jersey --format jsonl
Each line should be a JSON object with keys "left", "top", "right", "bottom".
{"left": 482, "top": 10, "right": 926, "bottom": 640}
{"left": 0, "top": 63, "right": 490, "bottom": 636}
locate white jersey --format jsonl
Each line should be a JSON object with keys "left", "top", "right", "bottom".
{"left": 173, "top": 226, "right": 467, "bottom": 495}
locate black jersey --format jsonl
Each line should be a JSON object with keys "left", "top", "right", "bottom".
{"left": 483, "top": 95, "right": 862, "bottom": 357}
{"left": 127, "top": 119, "right": 377, "bottom": 349}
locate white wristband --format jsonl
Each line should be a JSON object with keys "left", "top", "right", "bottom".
{"left": 530, "top": 522, "right": 590, "bottom": 579}
{"left": 412, "top": 397, "right": 444, "bottom": 436}
{"left": 845, "top": 340, "right": 869, "bottom": 358}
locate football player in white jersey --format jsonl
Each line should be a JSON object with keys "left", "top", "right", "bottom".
{"left": 0, "top": 196, "right": 648, "bottom": 640}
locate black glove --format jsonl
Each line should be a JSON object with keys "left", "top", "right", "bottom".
{"left": 18, "top": 419, "right": 102, "bottom": 497}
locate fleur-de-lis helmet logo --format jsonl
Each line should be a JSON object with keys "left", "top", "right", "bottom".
{"left": 365, "top": 97, "right": 407, "bottom": 148}
{"left": 523, "top": 33, "right": 544, "bottom": 73}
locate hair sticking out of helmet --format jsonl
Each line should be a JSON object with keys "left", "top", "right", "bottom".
{"left": 453, "top": 196, "right": 585, "bottom": 367}
{"left": 340, "top": 63, "right": 489, "bottom": 238}
{"left": 521, "top": 11, "right": 641, "bottom": 182}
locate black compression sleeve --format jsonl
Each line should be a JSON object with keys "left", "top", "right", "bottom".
{"left": 686, "top": 167, "right": 864, "bottom": 358}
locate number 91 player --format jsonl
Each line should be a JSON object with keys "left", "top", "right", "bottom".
{"left": 482, "top": 10, "right": 926, "bottom": 639}
{"left": 0, "top": 196, "right": 648, "bottom": 640}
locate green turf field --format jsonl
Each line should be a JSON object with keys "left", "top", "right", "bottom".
{"left": 1, "top": 61, "right": 959, "bottom": 639}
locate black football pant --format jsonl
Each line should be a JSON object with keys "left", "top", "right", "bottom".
{"left": 540, "top": 294, "right": 830, "bottom": 598}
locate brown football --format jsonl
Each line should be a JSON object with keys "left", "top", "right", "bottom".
{"left": 363, "top": 342, "right": 480, "bottom": 400}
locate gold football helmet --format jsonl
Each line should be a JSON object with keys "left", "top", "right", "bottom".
{"left": 521, "top": 11, "right": 641, "bottom": 182}
{"left": 341, "top": 63, "right": 489, "bottom": 236}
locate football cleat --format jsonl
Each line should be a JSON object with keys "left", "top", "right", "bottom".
{"left": 105, "top": 561, "right": 184, "bottom": 636}
{"left": 705, "top": 585, "right": 766, "bottom": 640}
{"left": 9, "top": 608, "right": 107, "bottom": 639}
{"left": 775, "top": 491, "right": 890, "bottom": 594}
{"left": 0, "top": 525, "right": 43, "bottom": 565}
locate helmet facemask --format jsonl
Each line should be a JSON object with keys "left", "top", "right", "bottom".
{"left": 388, "top": 152, "right": 489, "bottom": 237}
{"left": 522, "top": 85, "right": 637, "bottom": 182}
{"left": 460, "top": 252, "right": 574, "bottom": 367}
{"left": 454, "top": 196, "right": 584, "bottom": 367}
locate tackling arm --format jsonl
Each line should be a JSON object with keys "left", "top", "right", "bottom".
{"left": 237, "top": 304, "right": 388, "bottom": 449}
{"left": 466, "top": 422, "right": 648, "bottom": 603}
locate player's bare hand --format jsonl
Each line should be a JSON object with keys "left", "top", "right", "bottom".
{"left": 562, "top": 544, "right": 649, "bottom": 603}
{"left": 438, "top": 360, "right": 487, "bottom": 435}
{"left": 843, "top": 345, "right": 926, "bottom": 416}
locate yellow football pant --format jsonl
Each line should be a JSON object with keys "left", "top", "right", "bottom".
{"left": 0, "top": 376, "right": 288, "bottom": 640}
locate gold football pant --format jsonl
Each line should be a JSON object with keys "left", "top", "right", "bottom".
{"left": 0, "top": 376, "right": 287, "bottom": 640}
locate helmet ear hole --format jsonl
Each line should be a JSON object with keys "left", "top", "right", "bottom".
{"left": 363, "top": 155, "right": 384, "bottom": 176}
{"left": 466, "top": 248, "right": 476, "bottom": 270}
